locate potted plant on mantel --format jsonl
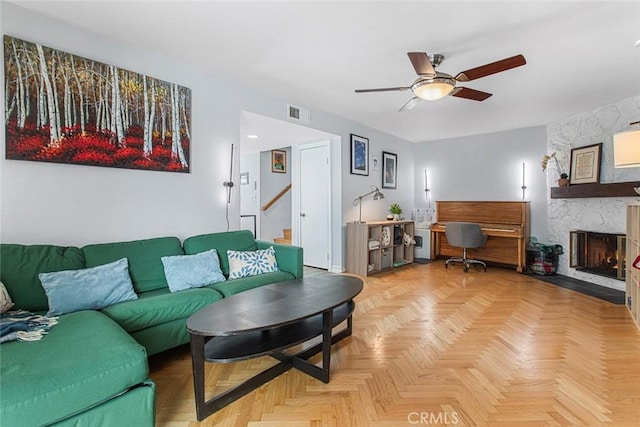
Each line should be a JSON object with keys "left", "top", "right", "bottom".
{"left": 388, "top": 203, "right": 403, "bottom": 221}
{"left": 541, "top": 152, "right": 569, "bottom": 187}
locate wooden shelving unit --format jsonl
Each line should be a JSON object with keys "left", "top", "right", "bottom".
{"left": 626, "top": 203, "right": 640, "bottom": 330}
{"left": 346, "top": 220, "right": 415, "bottom": 276}
{"left": 551, "top": 181, "right": 640, "bottom": 199}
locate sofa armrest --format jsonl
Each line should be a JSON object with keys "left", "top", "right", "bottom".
{"left": 256, "top": 240, "right": 303, "bottom": 279}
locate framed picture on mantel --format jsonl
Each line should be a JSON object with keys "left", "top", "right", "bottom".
{"left": 569, "top": 143, "right": 602, "bottom": 185}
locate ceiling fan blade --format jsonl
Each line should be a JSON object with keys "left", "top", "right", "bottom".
{"left": 450, "top": 87, "right": 493, "bottom": 101}
{"left": 407, "top": 52, "right": 436, "bottom": 76}
{"left": 455, "top": 54, "right": 526, "bottom": 82}
{"left": 355, "top": 86, "right": 410, "bottom": 93}
{"left": 399, "top": 97, "right": 421, "bottom": 111}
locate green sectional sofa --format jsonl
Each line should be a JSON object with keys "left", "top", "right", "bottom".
{"left": 0, "top": 230, "right": 303, "bottom": 427}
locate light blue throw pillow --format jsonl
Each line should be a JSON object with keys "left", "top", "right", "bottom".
{"left": 161, "top": 249, "right": 226, "bottom": 293}
{"left": 227, "top": 246, "right": 280, "bottom": 279}
{"left": 38, "top": 258, "right": 138, "bottom": 316}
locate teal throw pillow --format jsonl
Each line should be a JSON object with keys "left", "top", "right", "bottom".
{"left": 227, "top": 246, "right": 280, "bottom": 279}
{"left": 161, "top": 249, "right": 226, "bottom": 293}
{"left": 38, "top": 258, "right": 137, "bottom": 316}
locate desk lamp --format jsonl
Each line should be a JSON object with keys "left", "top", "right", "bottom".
{"left": 353, "top": 185, "right": 384, "bottom": 223}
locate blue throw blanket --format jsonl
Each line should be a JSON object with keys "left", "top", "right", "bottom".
{"left": 0, "top": 310, "right": 58, "bottom": 343}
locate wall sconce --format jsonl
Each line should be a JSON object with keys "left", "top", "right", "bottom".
{"left": 521, "top": 162, "right": 527, "bottom": 200}
{"left": 424, "top": 169, "right": 431, "bottom": 205}
{"left": 223, "top": 143, "right": 235, "bottom": 204}
{"left": 614, "top": 121, "right": 640, "bottom": 168}
{"left": 353, "top": 185, "right": 384, "bottom": 223}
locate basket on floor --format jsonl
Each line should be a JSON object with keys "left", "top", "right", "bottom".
{"left": 526, "top": 244, "right": 563, "bottom": 275}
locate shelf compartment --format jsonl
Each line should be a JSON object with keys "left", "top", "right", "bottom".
{"left": 346, "top": 220, "right": 415, "bottom": 276}
{"left": 625, "top": 204, "right": 640, "bottom": 330}
{"left": 204, "top": 301, "right": 355, "bottom": 362}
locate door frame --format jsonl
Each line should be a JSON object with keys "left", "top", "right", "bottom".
{"left": 292, "top": 140, "right": 332, "bottom": 270}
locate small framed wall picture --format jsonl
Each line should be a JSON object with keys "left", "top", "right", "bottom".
{"left": 372, "top": 155, "right": 380, "bottom": 172}
{"left": 350, "top": 134, "right": 369, "bottom": 176}
{"left": 569, "top": 143, "right": 602, "bottom": 185}
{"left": 271, "top": 149, "right": 286, "bottom": 173}
{"left": 382, "top": 151, "right": 397, "bottom": 189}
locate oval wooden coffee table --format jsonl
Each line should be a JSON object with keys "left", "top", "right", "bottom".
{"left": 187, "top": 274, "right": 363, "bottom": 421}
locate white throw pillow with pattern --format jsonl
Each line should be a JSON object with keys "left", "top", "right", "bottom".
{"left": 227, "top": 246, "right": 280, "bottom": 279}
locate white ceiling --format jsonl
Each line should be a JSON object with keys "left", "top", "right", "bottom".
{"left": 11, "top": 1, "right": 640, "bottom": 143}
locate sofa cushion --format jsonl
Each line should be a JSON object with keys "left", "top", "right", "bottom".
{"left": 209, "top": 270, "right": 295, "bottom": 297}
{"left": 183, "top": 230, "right": 257, "bottom": 276}
{"left": 227, "top": 246, "right": 280, "bottom": 279}
{"left": 161, "top": 249, "right": 226, "bottom": 292}
{"left": 39, "top": 258, "right": 138, "bottom": 316}
{"left": 0, "top": 244, "right": 85, "bottom": 312}
{"left": 130, "top": 317, "right": 191, "bottom": 356}
{"left": 83, "top": 236, "right": 184, "bottom": 293}
{"left": 100, "top": 286, "right": 223, "bottom": 333}
{"left": 50, "top": 380, "right": 155, "bottom": 427}
{"left": 0, "top": 310, "right": 148, "bottom": 427}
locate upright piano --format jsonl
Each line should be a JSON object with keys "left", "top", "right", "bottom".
{"left": 430, "top": 201, "right": 530, "bottom": 272}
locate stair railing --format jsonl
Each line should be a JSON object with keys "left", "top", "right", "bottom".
{"left": 261, "top": 183, "right": 292, "bottom": 211}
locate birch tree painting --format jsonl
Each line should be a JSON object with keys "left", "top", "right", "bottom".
{"left": 4, "top": 35, "right": 191, "bottom": 172}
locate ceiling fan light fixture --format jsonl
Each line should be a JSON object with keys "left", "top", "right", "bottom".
{"left": 412, "top": 78, "right": 455, "bottom": 101}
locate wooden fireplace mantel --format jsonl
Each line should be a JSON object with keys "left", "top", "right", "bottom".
{"left": 550, "top": 181, "right": 640, "bottom": 199}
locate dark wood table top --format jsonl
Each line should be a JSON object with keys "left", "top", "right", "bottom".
{"left": 187, "top": 275, "right": 363, "bottom": 336}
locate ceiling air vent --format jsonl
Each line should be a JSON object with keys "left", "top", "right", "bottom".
{"left": 286, "top": 103, "right": 310, "bottom": 124}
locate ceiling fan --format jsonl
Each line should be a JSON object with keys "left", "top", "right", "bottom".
{"left": 355, "top": 52, "right": 526, "bottom": 111}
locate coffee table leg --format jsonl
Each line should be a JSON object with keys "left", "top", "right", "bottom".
{"left": 289, "top": 308, "right": 336, "bottom": 383}
{"left": 320, "top": 309, "right": 333, "bottom": 383}
{"left": 189, "top": 333, "right": 207, "bottom": 421}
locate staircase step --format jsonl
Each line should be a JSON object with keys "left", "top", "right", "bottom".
{"left": 283, "top": 228, "right": 292, "bottom": 239}
{"left": 273, "top": 237, "right": 291, "bottom": 245}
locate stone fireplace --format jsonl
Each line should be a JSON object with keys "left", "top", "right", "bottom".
{"left": 546, "top": 95, "right": 640, "bottom": 292}
{"left": 569, "top": 231, "right": 625, "bottom": 281}
{"left": 548, "top": 197, "right": 628, "bottom": 291}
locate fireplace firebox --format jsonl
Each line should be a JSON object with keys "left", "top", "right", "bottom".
{"left": 570, "top": 231, "right": 626, "bottom": 281}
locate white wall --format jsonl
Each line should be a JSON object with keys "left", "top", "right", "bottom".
{"left": 412, "top": 126, "right": 549, "bottom": 241}
{"left": 239, "top": 152, "right": 260, "bottom": 237}
{"left": 1, "top": 3, "right": 240, "bottom": 246}
{"left": 341, "top": 133, "right": 416, "bottom": 223}
{"left": 547, "top": 95, "right": 640, "bottom": 291}
{"left": 0, "top": 3, "right": 415, "bottom": 272}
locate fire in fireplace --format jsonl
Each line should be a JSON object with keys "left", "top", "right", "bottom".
{"left": 570, "top": 231, "right": 626, "bottom": 280}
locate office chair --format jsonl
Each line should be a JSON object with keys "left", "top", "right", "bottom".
{"left": 445, "top": 222, "right": 488, "bottom": 272}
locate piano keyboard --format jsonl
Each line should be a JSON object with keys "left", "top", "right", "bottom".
{"left": 482, "top": 227, "right": 516, "bottom": 233}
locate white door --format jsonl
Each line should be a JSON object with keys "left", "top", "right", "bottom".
{"left": 298, "top": 142, "right": 330, "bottom": 269}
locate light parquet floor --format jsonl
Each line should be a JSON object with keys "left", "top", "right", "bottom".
{"left": 149, "top": 261, "right": 640, "bottom": 426}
